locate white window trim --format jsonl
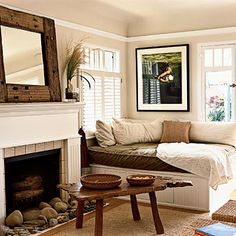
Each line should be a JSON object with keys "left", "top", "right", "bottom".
{"left": 198, "top": 40, "right": 236, "bottom": 122}
{"left": 80, "top": 45, "right": 121, "bottom": 130}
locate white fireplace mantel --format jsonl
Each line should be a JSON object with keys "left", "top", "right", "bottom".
{"left": 0, "top": 102, "right": 85, "bottom": 117}
{"left": 0, "top": 102, "right": 84, "bottom": 148}
{"left": 0, "top": 102, "right": 84, "bottom": 223}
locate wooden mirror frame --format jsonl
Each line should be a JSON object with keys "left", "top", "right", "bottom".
{"left": 0, "top": 5, "right": 61, "bottom": 103}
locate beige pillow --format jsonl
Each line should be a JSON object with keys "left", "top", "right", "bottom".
{"left": 112, "top": 119, "right": 162, "bottom": 145}
{"left": 190, "top": 122, "right": 236, "bottom": 147}
{"left": 95, "top": 120, "right": 116, "bottom": 147}
{"left": 160, "top": 120, "right": 191, "bottom": 143}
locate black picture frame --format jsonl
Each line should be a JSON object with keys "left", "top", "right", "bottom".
{"left": 136, "top": 44, "right": 189, "bottom": 111}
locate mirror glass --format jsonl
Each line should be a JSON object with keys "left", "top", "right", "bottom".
{"left": 1, "top": 26, "right": 45, "bottom": 85}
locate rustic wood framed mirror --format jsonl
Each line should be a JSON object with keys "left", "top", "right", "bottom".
{"left": 0, "top": 5, "right": 61, "bottom": 102}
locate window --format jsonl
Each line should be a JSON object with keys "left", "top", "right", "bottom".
{"left": 81, "top": 46, "right": 121, "bottom": 131}
{"left": 201, "top": 43, "right": 236, "bottom": 122}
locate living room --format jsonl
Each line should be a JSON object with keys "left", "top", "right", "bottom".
{"left": 0, "top": 0, "right": 236, "bottom": 235}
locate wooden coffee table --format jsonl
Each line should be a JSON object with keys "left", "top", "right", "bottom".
{"left": 59, "top": 177, "right": 192, "bottom": 236}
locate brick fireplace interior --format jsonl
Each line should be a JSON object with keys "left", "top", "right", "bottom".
{"left": 5, "top": 149, "right": 61, "bottom": 215}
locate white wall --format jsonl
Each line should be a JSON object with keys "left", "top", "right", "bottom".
{"left": 127, "top": 32, "right": 236, "bottom": 121}
{"left": 55, "top": 25, "right": 128, "bottom": 118}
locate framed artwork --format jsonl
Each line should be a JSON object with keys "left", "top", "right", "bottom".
{"left": 136, "top": 44, "right": 189, "bottom": 111}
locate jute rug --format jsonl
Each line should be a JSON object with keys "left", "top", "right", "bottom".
{"left": 51, "top": 203, "right": 208, "bottom": 236}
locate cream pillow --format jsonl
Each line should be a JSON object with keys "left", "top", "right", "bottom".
{"left": 95, "top": 120, "right": 116, "bottom": 147}
{"left": 190, "top": 122, "right": 236, "bottom": 147}
{"left": 112, "top": 119, "right": 162, "bottom": 145}
{"left": 160, "top": 120, "right": 191, "bottom": 143}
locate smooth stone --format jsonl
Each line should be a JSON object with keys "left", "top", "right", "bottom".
{"left": 0, "top": 225, "right": 10, "bottom": 236}
{"left": 13, "top": 227, "right": 30, "bottom": 235}
{"left": 54, "top": 202, "right": 68, "bottom": 213}
{"left": 41, "top": 207, "right": 58, "bottom": 220}
{"left": 49, "top": 197, "right": 62, "bottom": 207}
{"left": 57, "top": 214, "right": 69, "bottom": 224}
{"left": 68, "top": 209, "right": 76, "bottom": 219}
{"left": 48, "top": 218, "right": 58, "bottom": 227}
{"left": 39, "top": 202, "right": 51, "bottom": 210}
{"left": 23, "top": 219, "right": 46, "bottom": 227}
{"left": 38, "top": 215, "right": 48, "bottom": 224}
{"left": 70, "top": 200, "right": 78, "bottom": 209}
{"left": 5, "top": 210, "right": 23, "bottom": 227}
{"left": 22, "top": 209, "right": 41, "bottom": 221}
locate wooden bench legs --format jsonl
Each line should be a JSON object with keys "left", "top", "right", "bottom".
{"left": 95, "top": 199, "right": 103, "bottom": 236}
{"left": 76, "top": 200, "right": 84, "bottom": 228}
{"left": 149, "top": 191, "right": 164, "bottom": 234}
{"left": 130, "top": 192, "right": 164, "bottom": 234}
{"left": 130, "top": 194, "right": 141, "bottom": 221}
{"left": 76, "top": 192, "right": 164, "bottom": 236}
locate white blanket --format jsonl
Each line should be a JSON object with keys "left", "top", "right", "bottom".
{"left": 156, "top": 143, "right": 233, "bottom": 189}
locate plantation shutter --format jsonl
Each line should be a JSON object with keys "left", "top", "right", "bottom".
{"left": 81, "top": 46, "right": 121, "bottom": 131}
{"left": 82, "top": 76, "right": 121, "bottom": 131}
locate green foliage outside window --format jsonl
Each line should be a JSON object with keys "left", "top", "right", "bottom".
{"left": 207, "top": 95, "right": 225, "bottom": 121}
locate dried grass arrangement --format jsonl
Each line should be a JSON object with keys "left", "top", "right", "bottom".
{"left": 62, "top": 40, "right": 95, "bottom": 99}
{"left": 62, "top": 40, "right": 85, "bottom": 83}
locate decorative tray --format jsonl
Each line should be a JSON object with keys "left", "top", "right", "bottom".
{"left": 80, "top": 174, "right": 122, "bottom": 190}
{"left": 126, "top": 174, "right": 156, "bottom": 186}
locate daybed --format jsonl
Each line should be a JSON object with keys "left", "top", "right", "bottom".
{"left": 88, "top": 119, "right": 236, "bottom": 212}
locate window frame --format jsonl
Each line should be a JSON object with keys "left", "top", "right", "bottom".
{"left": 199, "top": 41, "right": 236, "bottom": 122}
{"left": 79, "top": 44, "right": 121, "bottom": 131}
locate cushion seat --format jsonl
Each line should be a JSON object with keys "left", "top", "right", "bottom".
{"left": 88, "top": 142, "right": 187, "bottom": 173}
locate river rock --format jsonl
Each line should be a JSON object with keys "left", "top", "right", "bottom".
{"left": 41, "top": 207, "right": 58, "bottom": 220}
{"left": 0, "top": 225, "right": 10, "bottom": 236}
{"left": 49, "top": 197, "right": 62, "bottom": 207}
{"left": 54, "top": 202, "right": 68, "bottom": 213}
{"left": 39, "top": 202, "right": 51, "bottom": 210}
{"left": 38, "top": 215, "right": 48, "bottom": 224}
{"left": 49, "top": 218, "right": 58, "bottom": 227}
{"left": 13, "top": 226, "right": 31, "bottom": 235}
{"left": 22, "top": 209, "right": 41, "bottom": 221}
{"left": 57, "top": 214, "right": 69, "bottom": 224}
{"left": 5, "top": 210, "right": 23, "bottom": 227}
{"left": 70, "top": 200, "right": 78, "bottom": 209}
{"left": 23, "top": 219, "right": 46, "bottom": 227}
{"left": 68, "top": 209, "right": 76, "bottom": 219}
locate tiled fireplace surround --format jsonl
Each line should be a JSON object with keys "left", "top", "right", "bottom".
{"left": 0, "top": 102, "right": 83, "bottom": 223}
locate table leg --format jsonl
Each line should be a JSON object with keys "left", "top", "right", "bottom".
{"left": 76, "top": 200, "right": 84, "bottom": 228}
{"left": 130, "top": 194, "right": 141, "bottom": 221}
{"left": 95, "top": 199, "right": 103, "bottom": 236}
{"left": 149, "top": 191, "right": 164, "bottom": 234}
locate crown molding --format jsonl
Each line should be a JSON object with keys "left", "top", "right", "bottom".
{"left": 127, "top": 26, "right": 236, "bottom": 42}
{"left": 55, "top": 19, "right": 127, "bottom": 42}
{"left": 1, "top": 3, "right": 236, "bottom": 43}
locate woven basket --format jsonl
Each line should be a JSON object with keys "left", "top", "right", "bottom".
{"left": 126, "top": 174, "right": 155, "bottom": 186}
{"left": 212, "top": 200, "right": 236, "bottom": 223}
{"left": 80, "top": 174, "right": 122, "bottom": 190}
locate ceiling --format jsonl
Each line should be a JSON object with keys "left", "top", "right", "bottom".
{"left": 0, "top": 0, "right": 236, "bottom": 36}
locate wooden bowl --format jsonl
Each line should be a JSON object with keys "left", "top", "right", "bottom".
{"left": 126, "top": 174, "right": 156, "bottom": 186}
{"left": 80, "top": 174, "right": 122, "bottom": 190}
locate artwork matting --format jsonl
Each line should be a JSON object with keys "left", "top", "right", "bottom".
{"left": 136, "top": 44, "right": 189, "bottom": 111}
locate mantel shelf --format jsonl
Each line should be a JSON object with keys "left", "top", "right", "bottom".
{"left": 0, "top": 102, "right": 84, "bottom": 117}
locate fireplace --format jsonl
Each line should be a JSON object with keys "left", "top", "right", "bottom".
{"left": 0, "top": 102, "right": 83, "bottom": 223}
{"left": 5, "top": 149, "right": 61, "bottom": 215}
